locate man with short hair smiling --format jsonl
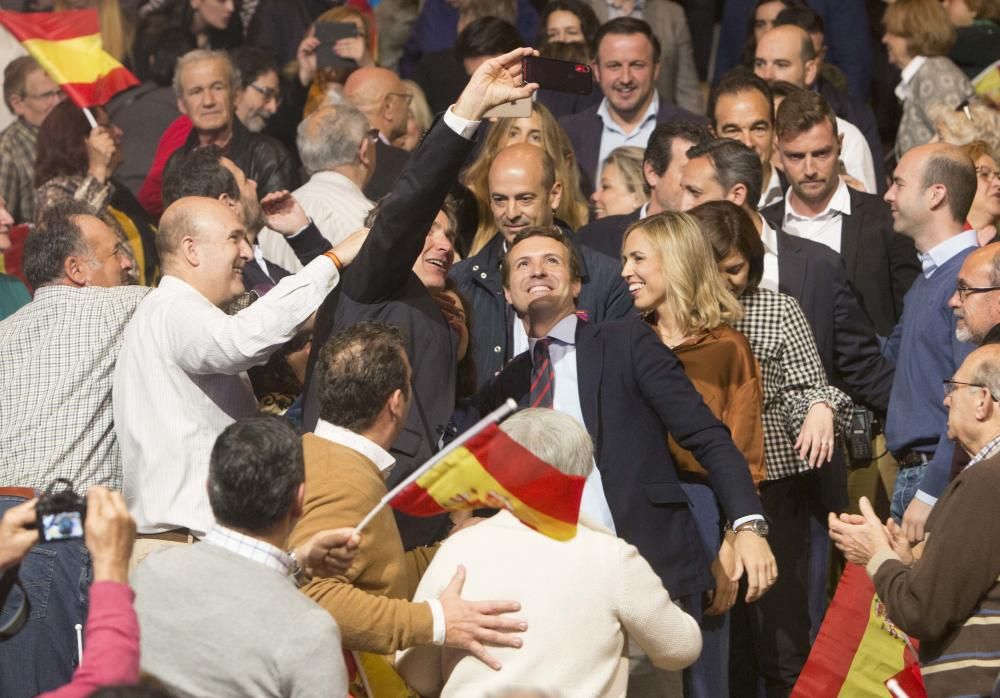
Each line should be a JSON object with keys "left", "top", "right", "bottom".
{"left": 950, "top": 244, "right": 1000, "bottom": 345}
{"left": 761, "top": 89, "right": 919, "bottom": 337}
{"left": 753, "top": 25, "right": 878, "bottom": 194}
{"left": 451, "top": 143, "right": 632, "bottom": 387}
{"left": 559, "top": 17, "right": 705, "bottom": 198}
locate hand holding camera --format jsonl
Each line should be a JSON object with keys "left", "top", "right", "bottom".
{"left": 0, "top": 499, "right": 38, "bottom": 572}
{"left": 85, "top": 487, "right": 136, "bottom": 585}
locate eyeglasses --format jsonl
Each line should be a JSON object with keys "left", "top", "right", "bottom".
{"left": 386, "top": 91, "right": 413, "bottom": 105}
{"left": 955, "top": 283, "right": 1000, "bottom": 302}
{"left": 976, "top": 166, "right": 1000, "bottom": 183}
{"left": 24, "top": 89, "right": 64, "bottom": 103}
{"left": 249, "top": 83, "right": 281, "bottom": 105}
{"left": 944, "top": 378, "right": 999, "bottom": 401}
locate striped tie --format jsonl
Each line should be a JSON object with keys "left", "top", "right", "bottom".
{"left": 530, "top": 338, "right": 554, "bottom": 408}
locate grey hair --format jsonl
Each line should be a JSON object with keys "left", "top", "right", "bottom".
{"left": 499, "top": 409, "right": 594, "bottom": 478}
{"left": 296, "top": 103, "right": 370, "bottom": 176}
{"left": 970, "top": 355, "right": 1000, "bottom": 402}
{"left": 173, "top": 49, "right": 240, "bottom": 99}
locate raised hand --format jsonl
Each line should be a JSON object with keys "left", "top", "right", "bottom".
{"left": 453, "top": 47, "right": 540, "bottom": 122}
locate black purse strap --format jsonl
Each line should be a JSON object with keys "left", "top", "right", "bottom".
{"left": 0, "top": 566, "right": 29, "bottom": 640}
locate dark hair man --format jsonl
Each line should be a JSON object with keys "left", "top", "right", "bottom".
{"left": 232, "top": 47, "right": 281, "bottom": 134}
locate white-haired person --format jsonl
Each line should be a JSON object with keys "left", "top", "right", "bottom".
{"left": 395, "top": 408, "right": 701, "bottom": 697}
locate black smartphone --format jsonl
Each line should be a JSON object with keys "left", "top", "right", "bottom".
{"left": 522, "top": 55, "right": 593, "bottom": 96}
{"left": 315, "top": 22, "right": 360, "bottom": 72}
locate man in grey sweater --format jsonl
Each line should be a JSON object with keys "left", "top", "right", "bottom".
{"left": 132, "top": 416, "right": 353, "bottom": 697}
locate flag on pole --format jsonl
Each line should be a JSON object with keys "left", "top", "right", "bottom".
{"left": 792, "top": 563, "right": 926, "bottom": 698}
{"left": 0, "top": 10, "right": 138, "bottom": 108}
{"left": 390, "top": 421, "right": 587, "bottom": 541}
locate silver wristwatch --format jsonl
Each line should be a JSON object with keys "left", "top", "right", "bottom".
{"left": 734, "top": 519, "right": 770, "bottom": 537}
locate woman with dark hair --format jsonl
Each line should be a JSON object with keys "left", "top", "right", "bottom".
{"left": 690, "top": 200, "right": 850, "bottom": 696}
{"left": 538, "top": 0, "right": 599, "bottom": 46}
{"left": 34, "top": 100, "right": 158, "bottom": 284}
{"left": 171, "top": 0, "right": 243, "bottom": 51}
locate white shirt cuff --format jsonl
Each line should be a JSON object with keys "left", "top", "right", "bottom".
{"left": 427, "top": 599, "right": 446, "bottom": 645}
{"left": 914, "top": 490, "right": 938, "bottom": 506}
{"left": 443, "top": 106, "right": 481, "bottom": 141}
{"left": 732, "top": 514, "right": 765, "bottom": 529}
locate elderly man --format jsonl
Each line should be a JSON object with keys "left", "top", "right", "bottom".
{"left": 162, "top": 145, "right": 334, "bottom": 291}
{"left": 300, "top": 46, "right": 541, "bottom": 550}
{"left": 114, "top": 196, "right": 363, "bottom": 562}
{"left": 752, "top": 25, "right": 879, "bottom": 193}
{"left": 344, "top": 66, "right": 412, "bottom": 201}
{"left": 830, "top": 344, "right": 1000, "bottom": 698}
{"left": 559, "top": 17, "right": 705, "bottom": 198}
{"left": 133, "top": 416, "right": 351, "bottom": 697}
{"left": 0, "top": 201, "right": 141, "bottom": 697}
{"left": 951, "top": 243, "right": 1000, "bottom": 346}
{"left": 397, "top": 408, "right": 702, "bottom": 696}
{"left": 168, "top": 49, "right": 297, "bottom": 199}
{"left": 290, "top": 322, "right": 526, "bottom": 665}
{"left": 0, "top": 56, "right": 63, "bottom": 223}
{"left": 881, "top": 143, "right": 979, "bottom": 544}
{"left": 258, "top": 103, "right": 375, "bottom": 273}
{"left": 232, "top": 47, "right": 281, "bottom": 134}
{"left": 451, "top": 143, "right": 633, "bottom": 387}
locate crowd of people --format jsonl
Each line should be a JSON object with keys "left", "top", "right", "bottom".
{"left": 0, "top": 0, "right": 999, "bottom": 697}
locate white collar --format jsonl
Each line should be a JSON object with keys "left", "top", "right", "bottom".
{"left": 313, "top": 419, "right": 396, "bottom": 477}
{"left": 759, "top": 215, "right": 779, "bottom": 257}
{"left": 203, "top": 525, "right": 293, "bottom": 577}
{"left": 896, "top": 56, "right": 928, "bottom": 101}
{"left": 528, "top": 313, "right": 579, "bottom": 350}
{"left": 596, "top": 91, "right": 660, "bottom": 135}
{"left": 785, "top": 177, "right": 852, "bottom": 222}
{"left": 918, "top": 229, "right": 978, "bottom": 278}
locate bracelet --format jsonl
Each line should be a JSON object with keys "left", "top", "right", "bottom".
{"left": 323, "top": 250, "right": 343, "bottom": 271}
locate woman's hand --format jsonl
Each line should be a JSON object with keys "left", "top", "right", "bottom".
{"left": 297, "top": 35, "right": 320, "bottom": 86}
{"left": 85, "top": 127, "right": 118, "bottom": 183}
{"left": 795, "top": 402, "right": 835, "bottom": 469}
{"left": 334, "top": 36, "right": 372, "bottom": 66}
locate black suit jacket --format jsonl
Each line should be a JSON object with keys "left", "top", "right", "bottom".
{"left": 775, "top": 229, "right": 895, "bottom": 414}
{"left": 575, "top": 207, "right": 641, "bottom": 260}
{"left": 559, "top": 96, "right": 708, "bottom": 199}
{"left": 762, "top": 189, "right": 919, "bottom": 338}
{"left": 478, "top": 318, "right": 764, "bottom": 598}
{"left": 302, "top": 118, "right": 472, "bottom": 548}
{"left": 364, "top": 139, "right": 411, "bottom": 202}
{"left": 244, "top": 222, "right": 332, "bottom": 294}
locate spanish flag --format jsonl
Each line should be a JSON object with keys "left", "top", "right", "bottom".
{"left": 0, "top": 10, "right": 138, "bottom": 108}
{"left": 390, "top": 421, "right": 587, "bottom": 542}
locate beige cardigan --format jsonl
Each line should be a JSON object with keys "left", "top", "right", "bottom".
{"left": 396, "top": 511, "right": 701, "bottom": 697}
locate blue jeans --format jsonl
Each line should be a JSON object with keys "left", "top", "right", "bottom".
{"left": 0, "top": 495, "right": 91, "bottom": 698}
{"left": 679, "top": 482, "right": 729, "bottom": 698}
{"left": 890, "top": 463, "right": 926, "bottom": 523}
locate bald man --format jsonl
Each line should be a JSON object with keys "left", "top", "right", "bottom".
{"left": 451, "top": 143, "right": 633, "bottom": 388}
{"left": 881, "top": 143, "right": 980, "bottom": 544}
{"left": 950, "top": 244, "right": 1000, "bottom": 346}
{"left": 114, "top": 196, "right": 363, "bottom": 563}
{"left": 752, "top": 25, "right": 879, "bottom": 194}
{"left": 830, "top": 344, "right": 1000, "bottom": 698}
{"left": 344, "top": 66, "right": 412, "bottom": 200}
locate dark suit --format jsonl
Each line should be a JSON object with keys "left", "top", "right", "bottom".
{"left": 244, "top": 222, "right": 332, "bottom": 294}
{"left": 762, "top": 189, "right": 920, "bottom": 338}
{"left": 364, "top": 139, "right": 411, "bottom": 203}
{"left": 449, "top": 230, "right": 634, "bottom": 388}
{"left": 302, "top": 118, "right": 472, "bottom": 548}
{"left": 478, "top": 317, "right": 764, "bottom": 598}
{"left": 575, "top": 207, "right": 641, "bottom": 260}
{"left": 559, "top": 96, "right": 708, "bottom": 199}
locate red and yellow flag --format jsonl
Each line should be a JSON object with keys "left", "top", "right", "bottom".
{"left": 390, "top": 423, "right": 587, "bottom": 541}
{"left": 0, "top": 10, "right": 138, "bottom": 108}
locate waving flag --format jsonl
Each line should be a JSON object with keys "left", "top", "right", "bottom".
{"left": 0, "top": 10, "right": 138, "bottom": 108}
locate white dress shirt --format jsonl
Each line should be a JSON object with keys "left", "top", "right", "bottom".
{"left": 836, "top": 116, "right": 877, "bottom": 194}
{"left": 115, "top": 255, "right": 340, "bottom": 536}
{"left": 895, "top": 56, "right": 928, "bottom": 102}
{"left": 758, "top": 165, "right": 784, "bottom": 209}
{"left": 528, "top": 314, "right": 617, "bottom": 533}
{"left": 258, "top": 170, "right": 374, "bottom": 272}
{"left": 595, "top": 92, "right": 660, "bottom": 182}
{"left": 311, "top": 418, "right": 447, "bottom": 645}
{"left": 759, "top": 215, "right": 781, "bottom": 294}
{"left": 781, "top": 177, "right": 852, "bottom": 254}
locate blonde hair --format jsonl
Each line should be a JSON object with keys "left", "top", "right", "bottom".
{"left": 401, "top": 79, "right": 432, "bottom": 133}
{"left": 463, "top": 102, "right": 589, "bottom": 254}
{"left": 602, "top": 146, "right": 648, "bottom": 199}
{"left": 623, "top": 212, "right": 744, "bottom": 335}
{"left": 56, "top": 0, "right": 134, "bottom": 63}
{"left": 883, "top": 0, "right": 956, "bottom": 57}
{"left": 929, "top": 98, "right": 1000, "bottom": 156}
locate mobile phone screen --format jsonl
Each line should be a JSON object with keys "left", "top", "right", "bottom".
{"left": 41, "top": 511, "right": 84, "bottom": 541}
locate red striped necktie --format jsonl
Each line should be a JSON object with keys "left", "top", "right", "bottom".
{"left": 530, "top": 338, "right": 554, "bottom": 408}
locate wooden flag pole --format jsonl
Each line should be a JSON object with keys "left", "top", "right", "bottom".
{"left": 353, "top": 398, "right": 518, "bottom": 535}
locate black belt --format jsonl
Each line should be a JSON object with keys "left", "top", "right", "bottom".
{"left": 897, "top": 451, "right": 932, "bottom": 468}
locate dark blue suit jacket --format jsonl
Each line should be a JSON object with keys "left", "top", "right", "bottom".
{"left": 478, "top": 317, "right": 764, "bottom": 598}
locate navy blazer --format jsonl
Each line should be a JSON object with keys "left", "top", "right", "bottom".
{"left": 762, "top": 189, "right": 919, "bottom": 338}
{"left": 478, "top": 318, "right": 764, "bottom": 598}
{"left": 559, "top": 96, "right": 708, "bottom": 199}
{"left": 575, "top": 207, "right": 642, "bottom": 260}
